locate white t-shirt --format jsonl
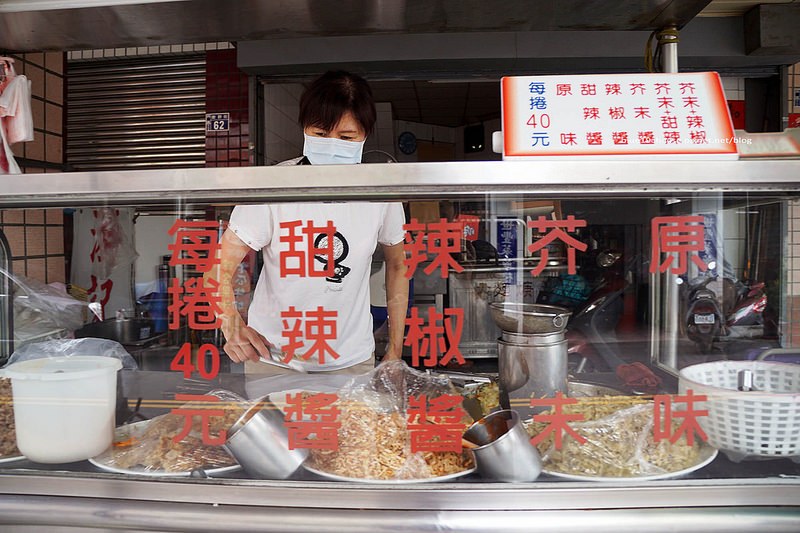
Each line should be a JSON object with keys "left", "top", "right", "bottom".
{"left": 229, "top": 201, "right": 405, "bottom": 371}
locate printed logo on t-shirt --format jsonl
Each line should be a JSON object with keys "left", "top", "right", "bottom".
{"left": 314, "top": 231, "right": 351, "bottom": 283}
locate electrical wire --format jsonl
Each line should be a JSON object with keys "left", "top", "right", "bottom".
{"left": 645, "top": 27, "right": 679, "bottom": 73}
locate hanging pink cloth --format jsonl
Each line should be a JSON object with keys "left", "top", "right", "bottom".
{"left": 0, "top": 59, "right": 33, "bottom": 175}
{"left": 0, "top": 74, "right": 34, "bottom": 145}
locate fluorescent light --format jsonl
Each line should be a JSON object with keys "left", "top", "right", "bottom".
{"left": 0, "top": 0, "right": 189, "bottom": 13}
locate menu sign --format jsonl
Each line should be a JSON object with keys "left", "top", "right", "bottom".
{"left": 501, "top": 72, "right": 738, "bottom": 160}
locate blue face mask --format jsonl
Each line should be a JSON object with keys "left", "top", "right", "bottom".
{"left": 303, "top": 133, "right": 365, "bottom": 165}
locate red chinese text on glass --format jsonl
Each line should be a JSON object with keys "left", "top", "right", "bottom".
{"left": 404, "top": 307, "right": 465, "bottom": 368}
{"left": 407, "top": 394, "right": 466, "bottom": 453}
{"left": 168, "top": 220, "right": 220, "bottom": 273}
{"left": 284, "top": 392, "right": 340, "bottom": 450}
{"left": 653, "top": 390, "right": 709, "bottom": 446}
{"left": 280, "top": 306, "right": 340, "bottom": 365}
{"left": 168, "top": 277, "right": 222, "bottom": 330}
{"left": 166, "top": 218, "right": 223, "bottom": 381}
{"left": 527, "top": 215, "right": 588, "bottom": 276}
{"left": 529, "top": 392, "right": 586, "bottom": 450}
{"left": 170, "top": 393, "right": 227, "bottom": 446}
{"left": 278, "top": 220, "right": 336, "bottom": 278}
{"left": 649, "top": 215, "right": 708, "bottom": 275}
{"left": 169, "top": 343, "right": 221, "bottom": 380}
{"left": 403, "top": 218, "right": 465, "bottom": 279}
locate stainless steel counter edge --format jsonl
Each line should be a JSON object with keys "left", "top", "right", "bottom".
{"left": 1, "top": 160, "right": 799, "bottom": 207}
{"left": 1, "top": 473, "right": 798, "bottom": 511}
{"left": 1, "top": 496, "right": 798, "bottom": 533}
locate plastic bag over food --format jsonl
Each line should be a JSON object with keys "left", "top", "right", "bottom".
{"left": 95, "top": 389, "right": 247, "bottom": 473}
{"left": 528, "top": 400, "right": 703, "bottom": 478}
{"left": 4, "top": 338, "right": 138, "bottom": 370}
{"left": 2, "top": 269, "right": 102, "bottom": 335}
{"left": 304, "top": 360, "right": 474, "bottom": 481}
{"left": 90, "top": 208, "right": 138, "bottom": 280}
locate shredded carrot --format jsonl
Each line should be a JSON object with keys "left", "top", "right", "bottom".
{"left": 113, "top": 437, "right": 138, "bottom": 447}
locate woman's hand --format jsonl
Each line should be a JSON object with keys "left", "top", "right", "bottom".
{"left": 205, "top": 228, "right": 271, "bottom": 364}
{"left": 220, "top": 313, "right": 271, "bottom": 363}
{"left": 382, "top": 344, "right": 403, "bottom": 362}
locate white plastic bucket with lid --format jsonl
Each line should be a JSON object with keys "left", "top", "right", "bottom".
{"left": 4, "top": 356, "right": 122, "bottom": 463}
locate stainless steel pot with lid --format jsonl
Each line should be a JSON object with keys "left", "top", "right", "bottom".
{"left": 489, "top": 302, "right": 571, "bottom": 334}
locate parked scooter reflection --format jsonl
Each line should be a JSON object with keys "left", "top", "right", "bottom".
{"left": 678, "top": 272, "right": 767, "bottom": 355}
{"left": 679, "top": 275, "right": 724, "bottom": 355}
{"left": 539, "top": 250, "right": 627, "bottom": 373}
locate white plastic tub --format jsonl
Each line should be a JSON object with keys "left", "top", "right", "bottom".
{"left": 4, "top": 356, "right": 122, "bottom": 463}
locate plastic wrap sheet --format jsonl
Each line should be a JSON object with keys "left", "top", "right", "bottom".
{"left": 306, "top": 360, "right": 474, "bottom": 480}
{"left": 3, "top": 270, "right": 102, "bottom": 337}
{"left": 5, "top": 338, "right": 137, "bottom": 370}
{"left": 98, "top": 389, "right": 247, "bottom": 473}
{"left": 529, "top": 399, "right": 702, "bottom": 478}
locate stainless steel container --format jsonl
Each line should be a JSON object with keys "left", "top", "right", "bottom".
{"left": 223, "top": 399, "right": 308, "bottom": 479}
{"left": 463, "top": 409, "right": 542, "bottom": 482}
{"left": 498, "top": 330, "right": 568, "bottom": 419}
{"left": 489, "top": 302, "right": 571, "bottom": 334}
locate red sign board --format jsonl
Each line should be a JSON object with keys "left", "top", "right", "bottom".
{"left": 727, "top": 100, "right": 745, "bottom": 130}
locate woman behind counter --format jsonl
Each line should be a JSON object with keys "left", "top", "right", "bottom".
{"left": 208, "top": 70, "right": 408, "bottom": 375}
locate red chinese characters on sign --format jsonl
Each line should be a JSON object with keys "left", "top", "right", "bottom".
{"left": 649, "top": 215, "right": 708, "bottom": 275}
{"left": 556, "top": 83, "right": 572, "bottom": 96}
{"left": 612, "top": 132, "right": 629, "bottom": 145}
{"left": 284, "top": 392, "right": 340, "bottom": 450}
{"left": 630, "top": 83, "right": 646, "bottom": 95}
{"left": 455, "top": 214, "right": 481, "bottom": 242}
{"left": 608, "top": 107, "right": 626, "bottom": 120}
{"left": 653, "top": 390, "right": 708, "bottom": 446}
{"left": 87, "top": 275, "right": 113, "bottom": 312}
{"left": 407, "top": 394, "right": 466, "bottom": 453}
{"left": 403, "top": 218, "right": 464, "bottom": 279}
{"left": 279, "top": 220, "right": 336, "bottom": 278}
{"left": 529, "top": 392, "right": 586, "bottom": 450}
{"left": 527, "top": 216, "right": 588, "bottom": 276}
{"left": 280, "top": 306, "right": 339, "bottom": 364}
{"left": 560, "top": 133, "right": 578, "bottom": 145}
{"left": 405, "top": 307, "right": 465, "bottom": 368}
{"left": 171, "top": 393, "right": 227, "bottom": 446}
{"left": 586, "top": 132, "right": 603, "bottom": 145}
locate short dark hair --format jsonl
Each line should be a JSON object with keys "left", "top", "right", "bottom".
{"left": 298, "top": 70, "right": 377, "bottom": 137}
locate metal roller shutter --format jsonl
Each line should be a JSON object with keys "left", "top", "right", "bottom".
{"left": 66, "top": 54, "right": 206, "bottom": 171}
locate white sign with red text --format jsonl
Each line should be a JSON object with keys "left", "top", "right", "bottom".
{"left": 501, "top": 72, "right": 738, "bottom": 160}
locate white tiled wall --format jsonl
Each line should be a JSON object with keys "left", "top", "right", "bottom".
{"left": 264, "top": 83, "right": 304, "bottom": 165}
{"left": 720, "top": 76, "right": 745, "bottom": 101}
{"left": 363, "top": 102, "right": 397, "bottom": 161}
{"left": 66, "top": 42, "right": 233, "bottom": 61}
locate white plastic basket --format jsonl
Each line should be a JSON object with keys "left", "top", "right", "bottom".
{"left": 678, "top": 361, "right": 800, "bottom": 462}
